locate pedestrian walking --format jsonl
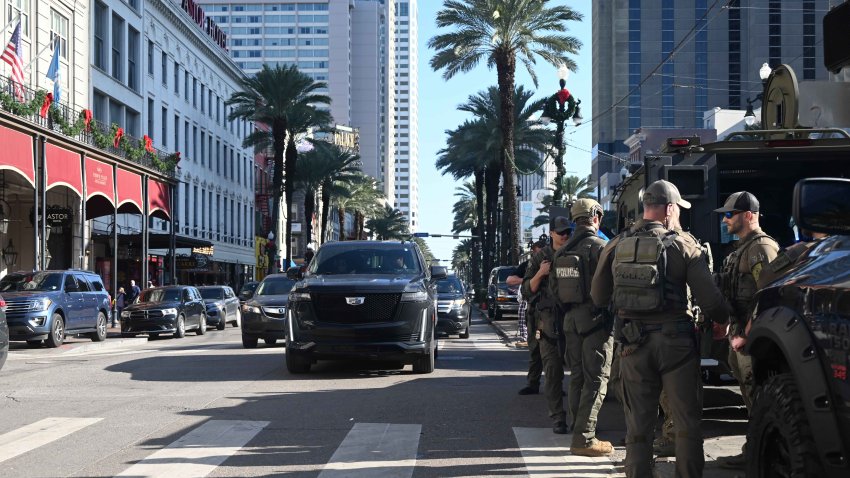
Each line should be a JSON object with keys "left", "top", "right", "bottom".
{"left": 126, "top": 280, "right": 141, "bottom": 304}
{"left": 713, "top": 191, "right": 779, "bottom": 469}
{"left": 512, "top": 240, "right": 545, "bottom": 395}
{"left": 113, "top": 287, "right": 126, "bottom": 328}
{"left": 591, "top": 180, "right": 731, "bottom": 478}
{"left": 521, "top": 215, "right": 572, "bottom": 434}
{"left": 551, "top": 199, "right": 613, "bottom": 457}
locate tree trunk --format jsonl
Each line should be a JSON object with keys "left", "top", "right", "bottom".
{"left": 284, "top": 134, "right": 298, "bottom": 268}
{"left": 269, "top": 118, "right": 287, "bottom": 275}
{"left": 473, "top": 169, "right": 485, "bottom": 297}
{"left": 304, "top": 187, "right": 315, "bottom": 253}
{"left": 496, "top": 50, "right": 521, "bottom": 264}
{"left": 484, "top": 164, "right": 500, "bottom": 278}
{"left": 320, "top": 179, "right": 331, "bottom": 244}
{"left": 338, "top": 206, "right": 345, "bottom": 241}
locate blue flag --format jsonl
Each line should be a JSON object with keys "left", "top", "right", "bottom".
{"left": 46, "top": 38, "right": 61, "bottom": 104}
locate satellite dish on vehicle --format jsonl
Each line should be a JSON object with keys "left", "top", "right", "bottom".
{"left": 761, "top": 64, "right": 800, "bottom": 131}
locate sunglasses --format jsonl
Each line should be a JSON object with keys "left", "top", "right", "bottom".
{"left": 554, "top": 229, "right": 570, "bottom": 236}
{"left": 723, "top": 210, "right": 744, "bottom": 219}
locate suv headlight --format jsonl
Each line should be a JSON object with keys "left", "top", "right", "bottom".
{"left": 161, "top": 308, "right": 178, "bottom": 316}
{"left": 32, "top": 297, "right": 53, "bottom": 311}
{"left": 242, "top": 304, "right": 261, "bottom": 314}
{"left": 289, "top": 292, "right": 311, "bottom": 302}
{"left": 121, "top": 311, "right": 131, "bottom": 318}
{"left": 450, "top": 299, "right": 465, "bottom": 309}
{"left": 401, "top": 290, "right": 428, "bottom": 302}
{"left": 497, "top": 289, "right": 507, "bottom": 297}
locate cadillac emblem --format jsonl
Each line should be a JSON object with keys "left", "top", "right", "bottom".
{"left": 346, "top": 297, "right": 365, "bottom": 306}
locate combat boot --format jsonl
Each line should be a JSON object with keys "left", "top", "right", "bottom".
{"left": 570, "top": 438, "right": 613, "bottom": 457}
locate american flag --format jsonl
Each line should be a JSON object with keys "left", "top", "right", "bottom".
{"left": 1, "top": 22, "right": 25, "bottom": 101}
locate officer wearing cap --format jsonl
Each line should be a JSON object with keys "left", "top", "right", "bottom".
{"left": 522, "top": 215, "right": 572, "bottom": 434}
{"left": 714, "top": 191, "right": 779, "bottom": 469}
{"left": 591, "top": 180, "right": 730, "bottom": 478}
{"left": 551, "top": 199, "right": 613, "bottom": 457}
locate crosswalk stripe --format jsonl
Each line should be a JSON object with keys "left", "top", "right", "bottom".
{"left": 115, "top": 420, "right": 268, "bottom": 478}
{"left": 319, "top": 423, "right": 421, "bottom": 478}
{"left": 0, "top": 417, "right": 103, "bottom": 464}
{"left": 513, "top": 427, "right": 622, "bottom": 477}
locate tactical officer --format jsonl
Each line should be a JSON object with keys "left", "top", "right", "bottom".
{"left": 591, "top": 180, "right": 730, "bottom": 478}
{"left": 522, "top": 215, "right": 572, "bottom": 434}
{"left": 714, "top": 191, "right": 779, "bottom": 469}
{"left": 512, "top": 240, "right": 545, "bottom": 395}
{"left": 551, "top": 199, "right": 614, "bottom": 457}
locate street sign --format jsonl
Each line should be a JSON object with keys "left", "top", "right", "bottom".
{"left": 413, "top": 232, "right": 429, "bottom": 237}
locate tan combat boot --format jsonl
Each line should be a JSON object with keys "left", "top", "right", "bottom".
{"left": 570, "top": 438, "right": 614, "bottom": 457}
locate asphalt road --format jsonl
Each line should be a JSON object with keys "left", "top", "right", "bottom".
{"left": 0, "top": 311, "right": 748, "bottom": 477}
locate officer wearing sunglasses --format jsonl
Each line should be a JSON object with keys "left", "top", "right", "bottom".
{"left": 714, "top": 191, "right": 779, "bottom": 470}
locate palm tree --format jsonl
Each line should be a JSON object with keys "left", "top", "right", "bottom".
{"left": 314, "top": 143, "right": 362, "bottom": 244}
{"left": 366, "top": 205, "right": 410, "bottom": 240}
{"left": 412, "top": 237, "right": 435, "bottom": 265}
{"left": 227, "top": 65, "right": 330, "bottom": 273}
{"left": 430, "top": 0, "right": 582, "bottom": 263}
{"left": 452, "top": 181, "right": 477, "bottom": 235}
{"left": 335, "top": 173, "right": 383, "bottom": 241}
{"left": 555, "top": 174, "right": 595, "bottom": 203}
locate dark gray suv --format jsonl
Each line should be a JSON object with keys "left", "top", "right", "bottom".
{"left": 0, "top": 270, "right": 111, "bottom": 347}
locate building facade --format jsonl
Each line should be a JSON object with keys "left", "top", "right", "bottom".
{"left": 90, "top": 0, "right": 256, "bottom": 289}
{"left": 592, "top": 0, "right": 832, "bottom": 196}
{"left": 391, "top": 0, "right": 417, "bottom": 229}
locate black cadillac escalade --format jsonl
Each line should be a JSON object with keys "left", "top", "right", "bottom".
{"left": 285, "top": 240, "right": 446, "bottom": 374}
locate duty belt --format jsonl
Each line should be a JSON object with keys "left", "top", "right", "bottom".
{"left": 630, "top": 320, "right": 694, "bottom": 335}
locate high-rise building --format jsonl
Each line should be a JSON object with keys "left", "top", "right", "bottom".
{"left": 592, "top": 0, "right": 831, "bottom": 206}
{"left": 391, "top": 0, "right": 418, "bottom": 229}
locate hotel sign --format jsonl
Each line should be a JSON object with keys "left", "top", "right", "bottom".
{"left": 181, "top": 0, "right": 228, "bottom": 51}
{"left": 192, "top": 245, "right": 214, "bottom": 256}
{"left": 333, "top": 129, "right": 360, "bottom": 152}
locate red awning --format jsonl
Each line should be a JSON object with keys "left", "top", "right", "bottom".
{"left": 0, "top": 124, "right": 35, "bottom": 186}
{"left": 45, "top": 143, "right": 82, "bottom": 196}
{"left": 147, "top": 179, "right": 171, "bottom": 220}
{"left": 85, "top": 158, "right": 114, "bottom": 204}
{"left": 116, "top": 168, "right": 143, "bottom": 214}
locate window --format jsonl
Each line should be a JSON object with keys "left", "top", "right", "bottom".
{"left": 174, "top": 61, "right": 179, "bottom": 94}
{"left": 126, "top": 108, "right": 139, "bottom": 137}
{"left": 216, "top": 140, "right": 221, "bottom": 174}
{"left": 147, "top": 98, "right": 154, "bottom": 139}
{"left": 50, "top": 9, "right": 69, "bottom": 59}
{"left": 200, "top": 131, "right": 206, "bottom": 166}
{"left": 192, "top": 77, "right": 197, "bottom": 107}
{"left": 184, "top": 72, "right": 189, "bottom": 101}
{"left": 174, "top": 114, "right": 179, "bottom": 152}
{"left": 184, "top": 120, "right": 189, "bottom": 155}
{"left": 127, "top": 27, "right": 139, "bottom": 90}
{"left": 161, "top": 52, "right": 167, "bottom": 86}
{"left": 161, "top": 106, "right": 167, "bottom": 148}
{"left": 109, "top": 101, "right": 122, "bottom": 129}
{"left": 193, "top": 186, "right": 198, "bottom": 231}
{"left": 147, "top": 40, "right": 154, "bottom": 75}
{"left": 8, "top": 0, "right": 30, "bottom": 37}
{"left": 200, "top": 85, "right": 205, "bottom": 113}
{"left": 193, "top": 126, "right": 198, "bottom": 162}
{"left": 110, "top": 14, "right": 124, "bottom": 80}
{"left": 93, "top": 2, "right": 107, "bottom": 70}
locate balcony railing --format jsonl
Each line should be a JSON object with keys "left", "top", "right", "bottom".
{"left": 1, "top": 74, "right": 176, "bottom": 178}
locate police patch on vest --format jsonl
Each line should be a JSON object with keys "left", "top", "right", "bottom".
{"left": 556, "top": 267, "right": 580, "bottom": 278}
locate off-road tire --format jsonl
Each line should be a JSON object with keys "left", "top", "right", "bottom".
{"left": 747, "top": 373, "right": 823, "bottom": 478}
{"left": 286, "top": 350, "right": 311, "bottom": 374}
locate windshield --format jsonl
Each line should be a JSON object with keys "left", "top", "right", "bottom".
{"left": 199, "top": 288, "right": 224, "bottom": 300}
{"left": 310, "top": 245, "right": 422, "bottom": 275}
{"left": 437, "top": 277, "right": 463, "bottom": 294}
{"left": 138, "top": 288, "right": 182, "bottom": 303}
{"left": 240, "top": 282, "right": 258, "bottom": 294}
{"left": 256, "top": 278, "right": 296, "bottom": 296}
{"left": 0, "top": 272, "right": 63, "bottom": 292}
{"left": 497, "top": 268, "right": 516, "bottom": 283}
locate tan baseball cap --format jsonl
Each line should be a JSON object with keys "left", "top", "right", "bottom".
{"left": 714, "top": 191, "right": 760, "bottom": 213}
{"left": 570, "top": 198, "right": 603, "bottom": 219}
{"left": 642, "top": 180, "right": 691, "bottom": 209}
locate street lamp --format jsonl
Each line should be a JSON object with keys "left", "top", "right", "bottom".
{"left": 744, "top": 63, "right": 773, "bottom": 127}
{"left": 2, "top": 239, "right": 17, "bottom": 268}
{"left": 540, "top": 64, "right": 582, "bottom": 206}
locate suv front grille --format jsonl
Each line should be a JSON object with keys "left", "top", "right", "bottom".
{"left": 310, "top": 293, "right": 401, "bottom": 324}
{"left": 128, "top": 310, "right": 165, "bottom": 320}
{"left": 4, "top": 300, "right": 36, "bottom": 314}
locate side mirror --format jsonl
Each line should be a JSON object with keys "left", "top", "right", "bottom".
{"left": 286, "top": 266, "right": 303, "bottom": 280}
{"left": 793, "top": 178, "right": 850, "bottom": 235}
{"left": 430, "top": 265, "right": 448, "bottom": 281}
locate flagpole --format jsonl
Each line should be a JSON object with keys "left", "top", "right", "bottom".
{"left": 23, "top": 37, "right": 57, "bottom": 73}
{"left": 0, "top": 13, "right": 20, "bottom": 38}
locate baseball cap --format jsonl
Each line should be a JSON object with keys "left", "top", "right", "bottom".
{"left": 714, "top": 191, "right": 760, "bottom": 213}
{"left": 550, "top": 216, "right": 572, "bottom": 234}
{"left": 642, "top": 180, "right": 692, "bottom": 209}
{"left": 571, "top": 198, "right": 603, "bottom": 219}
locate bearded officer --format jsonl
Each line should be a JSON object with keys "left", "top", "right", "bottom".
{"left": 591, "top": 180, "right": 730, "bottom": 478}
{"left": 522, "top": 215, "right": 572, "bottom": 434}
{"left": 551, "top": 199, "right": 614, "bottom": 457}
{"left": 713, "top": 191, "right": 779, "bottom": 469}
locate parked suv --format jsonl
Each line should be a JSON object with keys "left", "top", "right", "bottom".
{"left": 745, "top": 178, "right": 850, "bottom": 477}
{"left": 486, "top": 266, "right": 519, "bottom": 320}
{"left": 120, "top": 286, "right": 206, "bottom": 338}
{"left": 0, "top": 270, "right": 111, "bottom": 347}
{"left": 436, "top": 274, "right": 471, "bottom": 338}
{"left": 285, "top": 240, "right": 446, "bottom": 374}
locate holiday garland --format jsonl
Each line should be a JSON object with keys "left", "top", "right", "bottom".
{"left": 0, "top": 88, "right": 180, "bottom": 174}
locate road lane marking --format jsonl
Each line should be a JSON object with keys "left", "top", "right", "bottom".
{"left": 0, "top": 417, "right": 103, "bottom": 464}
{"left": 513, "top": 427, "right": 623, "bottom": 477}
{"left": 116, "top": 420, "right": 268, "bottom": 478}
{"left": 319, "top": 423, "right": 421, "bottom": 478}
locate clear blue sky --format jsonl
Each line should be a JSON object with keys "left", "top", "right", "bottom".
{"left": 415, "top": 0, "right": 594, "bottom": 265}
